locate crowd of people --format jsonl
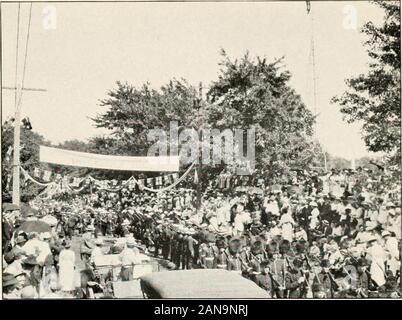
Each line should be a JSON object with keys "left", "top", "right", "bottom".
{"left": 2, "top": 166, "right": 401, "bottom": 298}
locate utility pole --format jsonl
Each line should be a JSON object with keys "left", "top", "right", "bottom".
{"left": 3, "top": 86, "right": 47, "bottom": 206}
{"left": 195, "top": 82, "right": 203, "bottom": 215}
{"left": 4, "top": 3, "right": 46, "bottom": 206}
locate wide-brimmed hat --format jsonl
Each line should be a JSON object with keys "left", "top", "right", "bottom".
{"left": 4, "top": 251, "right": 15, "bottom": 264}
{"left": 2, "top": 273, "right": 18, "bottom": 288}
{"left": 381, "top": 230, "right": 391, "bottom": 237}
{"left": 21, "top": 286, "right": 37, "bottom": 299}
{"left": 25, "top": 211, "right": 35, "bottom": 217}
{"left": 63, "top": 240, "right": 71, "bottom": 248}
{"left": 86, "top": 225, "right": 95, "bottom": 231}
{"left": 15, "top": 235, "right": 26, "bottom": 244}
{"left": 365, "top": 221, "right": 377, "bottom": 231}
{"left": 357, "top": 257, "right": 368, "bottom": 267}
{"left": 126, "top": 238, "right": 137, "bottom": 247}
{"left": 386, "top": 202, "right": 395, "bottom": 208}
{"left": 22, "top": 256, "right": 38, "bottom": 266}
{"left": 41, "top": 232, "right": 52, "bottom": 240}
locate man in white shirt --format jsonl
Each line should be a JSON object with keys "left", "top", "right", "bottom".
{"left": 90, "top": 239, "right": 104, "bottom": 264}
{"left": 119, "top": 238, "right": 141, "bottom": 281}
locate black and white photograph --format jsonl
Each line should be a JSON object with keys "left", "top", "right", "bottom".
{"left": 1, "top": 0, "right": 401, "bottom": 300}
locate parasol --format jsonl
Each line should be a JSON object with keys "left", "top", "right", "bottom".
{"left": 17, "top": 220, "right": 51, "bottom": 234}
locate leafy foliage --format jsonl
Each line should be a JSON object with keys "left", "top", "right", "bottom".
{"left": 205, "top": 50, "right": 316, "bottom": 182}
{"left": 332, "top": 1, "right": 400, "bottom": 163}
{"left": 1, "top": 123, "right": 52, "bottom": 202}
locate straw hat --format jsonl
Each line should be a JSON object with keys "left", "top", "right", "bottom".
{"left": 126, "top": 238, "right": 137, "bottom": 247}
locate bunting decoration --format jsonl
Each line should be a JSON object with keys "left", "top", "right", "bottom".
{"left": 20, "top": 162, "right": 196, "bottom": 196}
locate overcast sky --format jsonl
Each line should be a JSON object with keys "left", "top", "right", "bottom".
{"left": 2, "top": 1, "right": 384, "bottom": 159}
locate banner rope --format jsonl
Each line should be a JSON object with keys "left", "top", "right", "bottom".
{"left": 21, "top": 167, "right": 53, "bottom": 187}
{"left": 21, "top": 162, "right": 195, "bottom": 193}
{"left": 131, "top": 162, "right": 196, "bottom": 193}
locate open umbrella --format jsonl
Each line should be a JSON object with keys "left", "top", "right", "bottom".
{"left": 20, "top": 203, "right": 39, "bottom": 217}
{"left": 17, "top": 220, "right": 51, "bottom": 234}
{"left": 2, "top": 203, "right": 20, "bottom": 212}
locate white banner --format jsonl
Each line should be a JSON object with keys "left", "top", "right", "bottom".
{"left": 39, "top": 146, "right": 180, "bottom": 172}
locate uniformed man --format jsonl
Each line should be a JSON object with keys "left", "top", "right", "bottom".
{"left": 213, "top": 237, "right": 228, "bottom": 270}
{"left": 243, "top": 239, "right": 268, "bottom": 280}
{"left": 253, "top": 260, "right": 273, "bottom": 298}
{"left": 119, "top": 238, "right": 141, "bottom": 281}
{"left": 226, "top": 237, "right": 244, "bottom": 274}
{"left": 184, "top": 228, "right": 198, "bottom": 269}
{"left": 161, "top": 224, "right": 172, "bottom": 261}
{"left": 198, "top": 233, "right": 216, "bottom": 269}
{"left": 312, "top": 259, "right": 339, "bottom": 298}
{"left": 268, "top": 249, "right": 286, "bottom": 298}
{"left": 285, "top": 257, "right": 307, "bottom": 298}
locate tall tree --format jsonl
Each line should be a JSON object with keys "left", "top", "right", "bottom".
{"left": 332, "top": 1, "right": 400, "bottom": 165}
{"left": 90, "top": 80, "right": 201, "bottom": 179}
{"left": 205, "top": 50, "right": 316, "bottom": 183}
{"left": 92, "top": 80, "right": 200, "bottom": 155}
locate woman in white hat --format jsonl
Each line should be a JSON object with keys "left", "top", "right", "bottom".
{"left": 58, "top": 240, "right": 76, "bottom": 293}
{"left": 382, "top": 231, "right": 399, "bottom": 275}
{"left": 308, "top": 201, "right": 320, "bottom": 230}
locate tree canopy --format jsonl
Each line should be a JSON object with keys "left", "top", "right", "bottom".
{"left": 205, "top": 50, "right": 316, "bottom": 182}
{"left": 332, "top": 1, "right": 400, "bottom": 164}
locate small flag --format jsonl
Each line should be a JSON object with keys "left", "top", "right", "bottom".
{"left": 164, "top": 174, "right": 171, "bottom": 185}
{"left": 155, "top": 176, "right": 163, "bottom": 186}
{"left": 34, "top": 168, "right": 41, "bottom": 177}
{"left": 43, "top": 170, "right": 52, "bottom": 181}
{"left": 194, "top": 169, "right": 199, "bottom": 184}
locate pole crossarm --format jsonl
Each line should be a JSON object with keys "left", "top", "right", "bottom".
{"left": 2, "top": 86, "right": 47, "bottom": 92}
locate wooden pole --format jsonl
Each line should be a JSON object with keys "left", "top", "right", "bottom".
{"left": 12, "top": 85, "right": 22, "bottom": 206}
{"left": 3, "top": 86, "right": 47, "bottom": 205}
{"left": 195, "top": 83, "right": 203, "bottom": 214}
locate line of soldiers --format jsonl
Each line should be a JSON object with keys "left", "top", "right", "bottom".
{"left": 129, "top": 217, "right": 399, "bottom": 298}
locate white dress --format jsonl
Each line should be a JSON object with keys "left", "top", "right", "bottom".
{"left": 59, "top": 249, "right": 76, "bottom": 291}
{"left": 366, "top": 243, "right": 387, "bottom": 287}
{"left": 279, "top": 214, "right": 295, "bottom": 242}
